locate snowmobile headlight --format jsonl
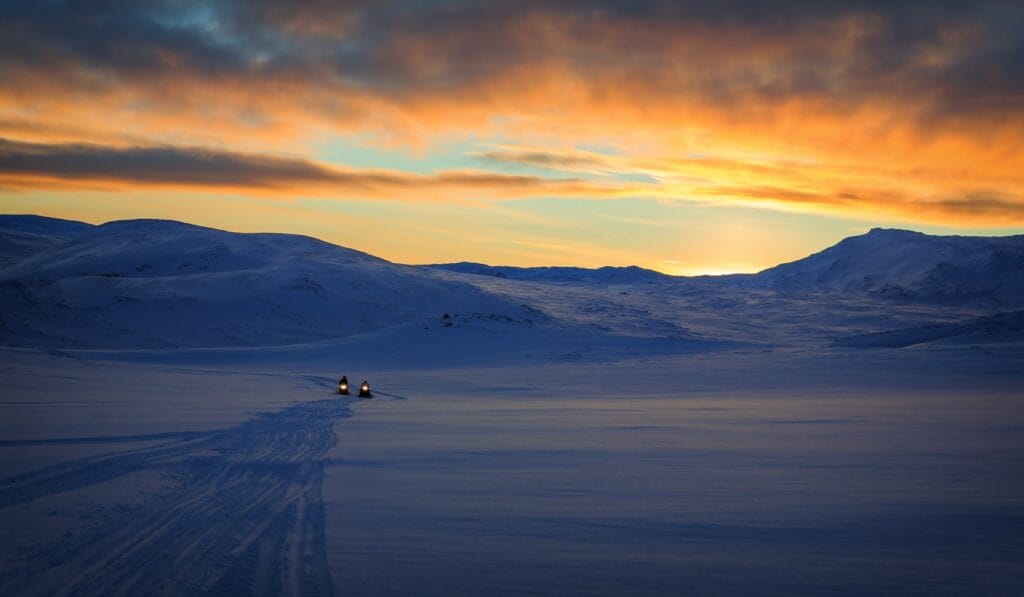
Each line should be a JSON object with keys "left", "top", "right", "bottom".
{"left": 340, "top": 383, "right": 348, "bottom": 391}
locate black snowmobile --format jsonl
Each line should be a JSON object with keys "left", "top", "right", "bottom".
{"left": 358, "top": 380, "right": 373, "bottom": 399}
{"left": 338, "top": 376, "right": 349, "bottom": 395}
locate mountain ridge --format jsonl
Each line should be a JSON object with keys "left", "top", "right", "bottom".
{"left": 2, "top": 215, "right": 1022, "bottom": 350}
{"left": 6, "top": 215, "right": 1021, "bottom": 281}
{"left": 755, "top": 226, "right": 1024, "bottom": 304}
{"left": 0, "top": 215, "right": 549, "bottom": 349}
{"left": 429, "top": 262, "right": 669, "bottom": 284}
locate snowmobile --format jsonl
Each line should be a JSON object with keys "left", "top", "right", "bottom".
{"left": 338, "top": 376, "right": 349, "bottom": 395}
{"left": 358, "top": 380, "right": 373, "bottom": 398}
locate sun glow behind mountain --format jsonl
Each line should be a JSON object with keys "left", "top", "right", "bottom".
{"left": 1, "top": 2, "right": 1022, "bottom": 272}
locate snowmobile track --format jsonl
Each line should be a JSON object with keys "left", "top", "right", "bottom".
{"left": 0, "top": 398, "right": 350, "bottom": 596}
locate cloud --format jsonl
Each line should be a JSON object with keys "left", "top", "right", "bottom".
{"left": 925, "top": 195, "right": 1024, "bottom": 223}
{"left": 470, "top": 145, "right": 1024, "bottom": 225}
{"left": 0, "top": 1, "right": 1022, "bottom": 227}
{"left": 475, "top": 149, "right": 612, "bottom": 172}
{"left": 696, "top": 184, "right": 1024, "bottom": 225}
{"left": 1, "top": 136, "right": 1021, "bottom": 226}
{"left": 3, "top": 2, "right": 1021, "bottom": 140}
{"left": 0, "top": 138, "right": 626, "bottom": 201}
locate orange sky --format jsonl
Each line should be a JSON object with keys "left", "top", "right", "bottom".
{"left": 1, "top": 2, "right": 1022, "bottom": 272}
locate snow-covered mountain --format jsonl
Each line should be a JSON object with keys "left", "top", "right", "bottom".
{"left": 753, "top": 228, "right": 1024, "bottom": 304}
{"left": 0, "top": 215, "right": 93, "bottom": 269}
{"left": 434, "top": 228, "right": 1024, "bottom": 306}
{"left": 0, "top": 217, "right": 545, "bottom": 349}
{"left": 1, "top": 216, "right": 1021, "bottom": 351}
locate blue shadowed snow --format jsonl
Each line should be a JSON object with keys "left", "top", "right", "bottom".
{"left": 1, "top": 216, "right": 1023, "bottom": 594}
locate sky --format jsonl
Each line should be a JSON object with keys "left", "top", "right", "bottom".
{"left": 1, "top": 1, "right": 1023, "bottom": 274}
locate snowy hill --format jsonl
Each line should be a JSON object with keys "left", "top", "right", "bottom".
{"left": 753, "top": 228, "right": 1024, "bottom": 305}
{"left": 437, "top": 229, "right": 1024, "bottom": 307}
{"left": 0, "top": 218, "right": 547, "bottom": 349}
{"left": 0, "top": 215, "right": 94, "bottom": 269}
{"left": 1, "top": 216, "right": 1021, "bottom": 351}
{"left": 1, "top": 218, "right": 385, "bottom": 281}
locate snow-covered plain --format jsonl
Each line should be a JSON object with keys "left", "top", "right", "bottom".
{"left": 1, "top": 215, "right": 1022, "bottom": 594}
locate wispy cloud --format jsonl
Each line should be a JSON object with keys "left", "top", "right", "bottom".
{"left": 464, "top": 145, "right": 1024, "bottom": 225}
{"left": 475, "top": 148, "right": 616, "bottom": 174}
{"left": 0, "top": 138, "right": 631, "bottom": 201}
{"left": 4, "top": 135, "right": 1020, "bottom": 225}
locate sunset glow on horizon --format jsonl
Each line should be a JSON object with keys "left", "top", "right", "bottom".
{"left": 2, "top": 1, "right": 1022, "bottom": 273}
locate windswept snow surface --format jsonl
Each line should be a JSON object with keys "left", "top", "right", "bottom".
{"left": 0, "top": 351, "right": 344, "bottom": 595}
{"left": 325, "top": 357, "right": 1024, "bottom": 595}
{"left": 1, "top": 216, "right": 1023, "bottom": 595}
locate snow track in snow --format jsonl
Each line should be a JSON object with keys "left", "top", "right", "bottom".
{"left": 0, "top": 398, "right": 349, "bottom": 596}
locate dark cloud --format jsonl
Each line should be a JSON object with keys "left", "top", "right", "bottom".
{"left": 0, "top": 138, "right": 337, "bottom": 188}
{"left": 1, "top": 1, "right": 1021, "bottom": 225}
{"left": 0, "top": 138, "right": 606, "bottom": 198}
{"left": 1, "top": 1, "right": 1021, "bottom": 118}
{"left": 0, "top": 2, "right": 243, "bottom": 80}
{"left": 932, "top": 195, "right": 1024, "bottom": 219}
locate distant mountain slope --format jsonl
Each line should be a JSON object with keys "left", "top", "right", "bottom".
{"left": 833, "top": 310, "right": 1024, "bottom": 348}
{"left": 0, "top": 218, "right": 546, "bottom": 349}
{"left": 1, "top": 218, "right": 385, "bottom": 281}
{"left": 753, "top": 228, "right": 1024, "bottom": 304}
{"left": 2, "top": 216, "right": 1021, "bottom": 351}
{"left": 430, "top": 262, "right": 669, "bottom": 284}
{"left": 0, "top": 215, "right": 94, "bottom": 269}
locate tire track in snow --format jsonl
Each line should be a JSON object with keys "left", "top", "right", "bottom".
{"left": 0, "top": 398, "right": 351, "bottom": 596}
